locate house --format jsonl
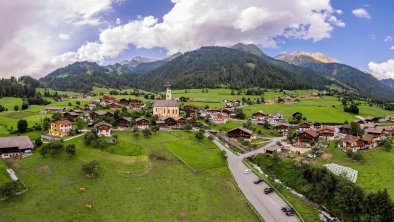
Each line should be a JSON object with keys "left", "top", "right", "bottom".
{"left": 271, "top": 112, "right": 285, "bottom": 123}
{"left": 63, "top": 111, "right": 81, "bottom": 120}
{"left": 156, "top": 120, "right": 168, "bottom": 130}
{"left": 130, "top": 103, "right": 143, "bottom": 110}
{"left": 84, "top": 103, "right": 97, "bottom": 111}
{"left": 48, "top": 120, "right": 73, "bottom": 137}
{"left": 211, "top": 113, "right": 230, "bottom": 124}
{"left": 312, "top": 122, "right": 323, "bottom": 129}
{"left": 298, "top": 122, "right": 311, "bottom": 131}
{"left": 94, "top": 122, "right": 113, "bottom": 137}
{"left": 163, "top": 117, "right": 177, "bottom": 127}
{"left": 274, "top": 124, "right": 289, "bottom": 134}
{"left": 0, "top": 136, "right": 34, "bottom": 158}
{"left": 382, "top": 127, "right": 393, "bottom": 137}
{"left": 316, "top": 127, "right": 335, "bottom": 139}
{"left": 153, "top": 86, "right": 179, "bottom": 118}
{"left": 110, "top": 103, "right": 123, "bottom": 111}
{"left": 135, "top": 117, "right": 150, "bottom": 129}
{"left": 341, "top": 135, "right": 365, "bottom": 151}
{"left": 116, "top": 117, "right": 132, "bottom": 128}
{"left": 252, "top": 111, "right": 268, "bottom": 121}
{"left": 363, "top": 123, "right": 377, "bottom": 129}
{"left": 385, "top": 115, "right": 394, "bottom": 122}
{"left": 90, "top": 111, "right": 114, "bottom": 119}
{"left": 185, "top": 117, "right": 197, "bottom": 127}
{"left": 222, "top": 107, "right": 236, "bottom": 117}
{"left": 365, "top": 127, "right": 384, "bottom": 139}
{"left": 42, "top": 107, "right": 66, "bottom": 114}
{"left": 183, "top": 105, "right": 199, "bottom": 116}
{"left": 360, "top": 134, "right": 376, "bottom": 148}
{"left": 119, "top": 98, "right": 130, "bottom": 105}
{"left": 309, "top": 92, "right": 320, "bottom": 98}
{"left": 103, "top": 95, "right": 116, "bottom": 103}
{"left": 227, "top": 128, "right": 254, "bottom": 141}
{"left": 263, "top": 144, "right": 281, "bottom": 154}
{"left": 296, "top": 129, "right": 319, "bottom": 145}
{"left": 339, "top": 124, "right": 351, "bottom": 134}
{"left": 365, "top": 116, "right": 379, "bottom": 124}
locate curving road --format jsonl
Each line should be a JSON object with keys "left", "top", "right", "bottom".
{"left": 210, "top": 135, "right": 300, "bottom": 222}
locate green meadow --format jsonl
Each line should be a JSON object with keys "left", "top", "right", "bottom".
{"left": 0, "top": 132, "right": 259, "bottom": 222}
{"left": 317, "top": 143, "right": 394, "bottom": 197}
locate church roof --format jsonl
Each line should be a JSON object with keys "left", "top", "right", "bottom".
{"left": 154, "top": 100, "right": 178, "bottom": 107}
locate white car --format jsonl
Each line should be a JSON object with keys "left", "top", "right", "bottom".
{"left": 244, "top": 169, "right": 252, "bottom": 174}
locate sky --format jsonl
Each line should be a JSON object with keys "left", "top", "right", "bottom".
{"left": 1, "top": 0, "right": 394, "bottom": 79}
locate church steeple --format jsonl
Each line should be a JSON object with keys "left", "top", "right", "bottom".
{"left": 164, "top": 85, "right": 172, "bottom": 100}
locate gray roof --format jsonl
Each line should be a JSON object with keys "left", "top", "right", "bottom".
{"left": 94, "top": 122, "right": 113, "bottom": 128}
{"left": 154, "top": 99, "right": 178, "bottom": 107}
{"left": 0, "top": 136, "right": 34, "bottom": 149}
{"left": 264, "top": 145, "right": 281, "bottom": 152}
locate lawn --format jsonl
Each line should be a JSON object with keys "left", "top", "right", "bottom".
{"left": 163, "top": 139, "right": 226, "bottom": 172}
{"left": 0, "top": 160, "right": 10, "bottom": 184}
{"left": 317, "top": 142, "right": 394, "bottom": 197}
{"left": 0, "top": 97, "right": 23, "bottom": 110}
{"left": 0, "top": 132, "right": 259, "bottom": 222}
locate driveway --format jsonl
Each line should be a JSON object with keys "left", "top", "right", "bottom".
{"left": 210, "top": 136, "right": 299, "bottom": 222}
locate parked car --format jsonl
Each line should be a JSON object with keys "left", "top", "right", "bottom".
{"left": 253, "top": 178, "right": 264, "bottom": 184}
{"left": 281, "top": 206, "right": 292, "bottom": 212}
{"left": 244, "top": 169, "right": 252, "bottom": 174}
{"left": 286, "top": 211, "right": 295, "bottom": 216}
{"left": 264, "top": 187, "right": 273, "bottom": 194}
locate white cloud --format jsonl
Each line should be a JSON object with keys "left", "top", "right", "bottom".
{"left": 384, "top": 35, "right": 393, "bottom": 42}
{"left": 58, "top": 33, "right": 70, "bottom": 40}
{"left": 369, "top": 60, "right": 394, "bottom": 79}
{"left": 391, "top": 46, "right": 394, "bottom": 50}
{"left": 116, "top": 17, "right": 121, "bottom": 25}
{"left": 352, "top": 8, "right": 371, "bottom": 19}
{"left": 0, "top": 0, "right": 118, "bottom": 78}
{"left": 54, "top": 0, "right": 344, "bottom": 66}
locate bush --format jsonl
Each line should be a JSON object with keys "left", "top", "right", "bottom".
{"left": 0, "top": 181, "right": 18, "bottom": 198}
{"left": 82, "top": 160, "right": 99, "bottom": 177}
{"left": 66, "top": 144, "right": 76, "bottom": 155}
{"left": 35, "top": 137, "right": 43, "bottom": 147}
{"left": 40, "top": 141, "right": 64, "bottom": 156}
{"left": 142, "top": 128, "right": 152, "bottom": 137}
{"left": 195, "top": 132, "right": 204, "bottom": 140}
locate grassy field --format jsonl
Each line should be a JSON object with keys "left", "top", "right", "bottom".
{"left": 0, "top": 160, "right": 10, "bottom": 184}
{"left": 0, "top": 97, "right": 23, "bottom": 110}
{"left": 317, "top": 142, "right": 394, "bottom": 197}
{"left": 0, "top": 132, "right": 259, "bottom": 222}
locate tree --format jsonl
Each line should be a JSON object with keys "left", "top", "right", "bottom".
{"left": 364, "top": 189, "right": 394, "bottom": 222}
{"left": 66, "top": 144, "right": 76, "bottom": 155}
{"left": 42, "top": 117, "right": 51, "bottom": 130}
{"left": 333, "top": 181, "right": 364, "bottom": 222}
{"left": 51, "top": 113, "right": 62, "bottom": 121}
{"left": 82, "top": 160, "right": 99, "bottom": 177}
{"left": 195, "top": 131, "right": 204, "bottom": 140}
{"left": 350, "top": 122, "right": 363, "bottom": 136}
{"left": 383, "top": 138, "right": 393, "bottom": 151}
{"left": 84, "top": 132, "right": 97, "bottom": 145}
{"left": 35, "top": 137, "right": 43, "bottom": 147}
{"left": 76, "top": 118, "right": 85, "bottom": 130}
{"left": 17, "top": 119, "right": 28, "bottom": 133}
{"left": 235, "top": 108, "right": 246, "bottom": 119}
{"left": 183, "top": 124, "right": 192, "bottom": 131}
{"left": 40, "top": 141, "right": 64, "bottom": 156}
{"left": 14, "top": 105, "right": 19, "bottom": 111}
{"left": 21, "top": 100, "right": 29, "bottom": 110}
{"left": 142, "top": 128, "right": 152, "bottom": 137}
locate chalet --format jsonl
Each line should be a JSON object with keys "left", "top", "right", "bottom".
{"left": 360, "top": 134, "right": 376, "bottom": 148}
{"left": 211, "top": 113, "right": 230, "bottom": 124}
{"left": 339, "top": 124, "right": 351, "bottom": 134}
{"left": 84, "top": 103, "right": 97, "bottom": 111}
{"left": 183, "top": 105, "right": 199, "bottom": 116}
{"left": 382, "top": 127, "right": 393, "bottom": 137}
{"left": 186, "top": 117, "right": 197, "bottom": 127}
{"left": 90, "top": 111, "right": 114, "bottom": 119}
{"left": 119, "top": 98, "right": 130, "bottom": 105}
{"left": 163, "top": 117, "right": 177, "bottom": 127}
{"left": 298, "top": 122, "right": 311, "bottom": 131}
{"left": 363, "top": 123, "right": 377, "bottom": 129}
{"left": 309, "top": 92, "right": 320, "bottom": 98}
{"left": 130, "top": 103, "right": 143, "bottom": 110}
{"left": 205, "top": 109, "right": 221, "bottom": 115}
{"left": 227, "top": 128, "right": 254, "bottom": 141}
{"left": 48, "top": 120, "right": 73, "bottom": 137}
{"left": 296, "top": 129, "right": 319, "bottom": 145}
{"left": 94, "top": 122, "right": 113, "bottom": 137}
{"left": 312, "top": 122, "right": 323, "bottom": 129}
{"left": 0, "top": 136, "right": 34, "bottom": 158}
{"left": 63, "top": 111, "right": 80, "bottom": 120}
{"left": 176, "top": 117, "right": 186, "bottom": 127}
{"left": 274, "top": 124, "right": 289, "bottom": 133}
{"left": 225, "top": 100, "right": 241, "bottom": 107}
{"left": 252, "top": 111, "right": 268, "bottom": 121}
{"left": 110, "top": 103, "right": 123, "bottom": 111}
{"left": 103, "top": 95, "right": 116, "bottom": 103}
{"left": 156, "top": 120, "right": 168, "bottom": 130}
{"left": 42, "top": 107, "right": 66, "bottom": 114}
{"left": 263, "top": 144, "right": 281, "bottom": 154}
{"left": 135, "top": 117, "right": 150, "bottom": 129}
{"left": 271, "top": 112, "right": 285, "bottom": 123}
{"left": 316, "top": 127, "right": 335, "bottom": 139}
{"left": 365, "top": 116, "right": 379, "bottom": 124}
{"left": 116, "top": 117, "right": 132, "bottom": 128}
{"left": 178, "top": 96, "right": 190, "bottom": 102}
{"left": 365, "top": 127, "right": 384, "bottom": 139}
{"left": 385, "top": 115, "right": 394, "bottom": 122}
{"left": 222, "top": 107, "right": 235, "bottom": 117}
{"left": 341, "top": 135, "right": 365, "bottom": 151}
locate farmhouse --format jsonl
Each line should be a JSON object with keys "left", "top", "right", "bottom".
{"left": 365, "top": 127, "right": 384, "bottom": 139}
{"left": 94, "top": 122, "right": 113, "bottom": 137}
{"left": 103, "top": 95, "right": 116, "bottom": 103}
{"left": 183, "top": 105, "right": 199, "bottom": 116}
{"left": 227, "top": 128, "right": 254, "bottom": 141}
{"left": 135, "top": 117, "right": 150, "bottom": 129}
{"left": 211, "top": 113, "right": 230, "bottom": 124}
{"left": 274, "top": 124, "right": 289, "bottom": 133}
{"left": 263, "top": 144, "right": 281, "bottom": 154}
{"left": 0, "top": 136, "right": 34, "bottom": 158}
{"left": 116, "top": 117, "right": 132, "bottom": 128}
{"left": 271, "top": 112, "right": 285, "bottom": 123}
{"left": 48, "top": 120, "right": 73, "bottom": 137}
{"left": 339, "top": 124, "right": 351, "bottom": 134}
{"left": 110, "top": 103, "right": 123, "bottom": 111}
{"left": 84, "top": 103, "right": 97, "bottom": 111}
{"left": 341, "top": 135, "right": 364, "bottom": 151}
{"left": 176, "top": 117, "right": 197, "bottom": 128}
{"left": 153, "top": 85, "right": 179, "bottom": 118}
{"left": 90, "top": 111, "right": 114, "bottom": 119}
{"left": 312, "top": 122, "right": 323, "bottom": 129}
{"left": 252, "top": 111, "right": 268, "bottom": 121}
{"left": 385, "top": 115, "right": 394, "bottom": 122}
{"left": 296, "top": 129, "right": 319, "bottom": 145}
{"left": 361, "top": 134, "right": 377, "bottom": 148}
{"left": 298, "top": 122, "right": 311, "bottom": 131}
{"left": 156, "top": 120, "right": 168, "bottom": 130}
{"left": 42, "top": 107, "right": 66, "bottom": 113}
{"left": 119, "top": 98, "right": 130, "bottom": 105}
{"left": 364, "top": 116, "right": 379, "bottom": 124}
{"left": 316, "top": 127, "right": 335, "bottom": 139}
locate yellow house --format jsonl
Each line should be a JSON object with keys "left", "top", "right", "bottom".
{"left": 48, "top": 120, "right": 73, "bottom": 137}
{"left": 153, "top": 85, "right": 179, "bottom": 118}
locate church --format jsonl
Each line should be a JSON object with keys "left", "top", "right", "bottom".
{"left": 153, "top": 85, "right": 179, "bottom": 118}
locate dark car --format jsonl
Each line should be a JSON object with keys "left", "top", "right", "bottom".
{"left": 253, "top": 178, "right": 264, "bottom": 184}
{"left": 281, "top": 206, "right": 292, "bottom": 212}
{"left": 286, "top": 211, "right": 295, "bottom": 216}
{"left": 264, "top": 187, "right": 273, "bottom": 194}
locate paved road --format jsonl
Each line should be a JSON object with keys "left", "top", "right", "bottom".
{"left": 210, "top": 135, "right": 300, "bottom": 222}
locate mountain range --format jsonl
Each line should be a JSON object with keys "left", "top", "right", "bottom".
{"left": 40, "top": 44, "right": 394, "bottom": 102}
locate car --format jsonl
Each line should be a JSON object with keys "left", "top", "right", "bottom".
{"left": 264, "top": 187, "right": 273, "bottom": 194}
{"left": 286, "top": 211, "right": 295, "bottom": 216}
{"left": 253, "top": 178, "right": 264, "bottom": 184}
{"left": 244, "top": 169, "right": 252, "bottom": 174}
{"left": 281, "top": 206, "right": 292, "bottom": 212}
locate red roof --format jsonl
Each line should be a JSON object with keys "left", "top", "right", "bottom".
{"left": 303, "top": 129, "right": 319, "bottom": 138}
{"left": 54, "top": 120, "right": 73, "bottom": 126}
{"left": 317, "top": 126, "right": 335, "bottom": 133}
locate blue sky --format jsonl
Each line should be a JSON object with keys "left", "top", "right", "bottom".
{"left": 1, "top": 0, "right": 394, "bottom": 79}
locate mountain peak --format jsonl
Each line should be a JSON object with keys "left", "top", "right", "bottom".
{"left": 231, "top": 43, "right": 267, "bottom": 58}
{"left": 276, "top": 51, "right": 339, "bottom": 65}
